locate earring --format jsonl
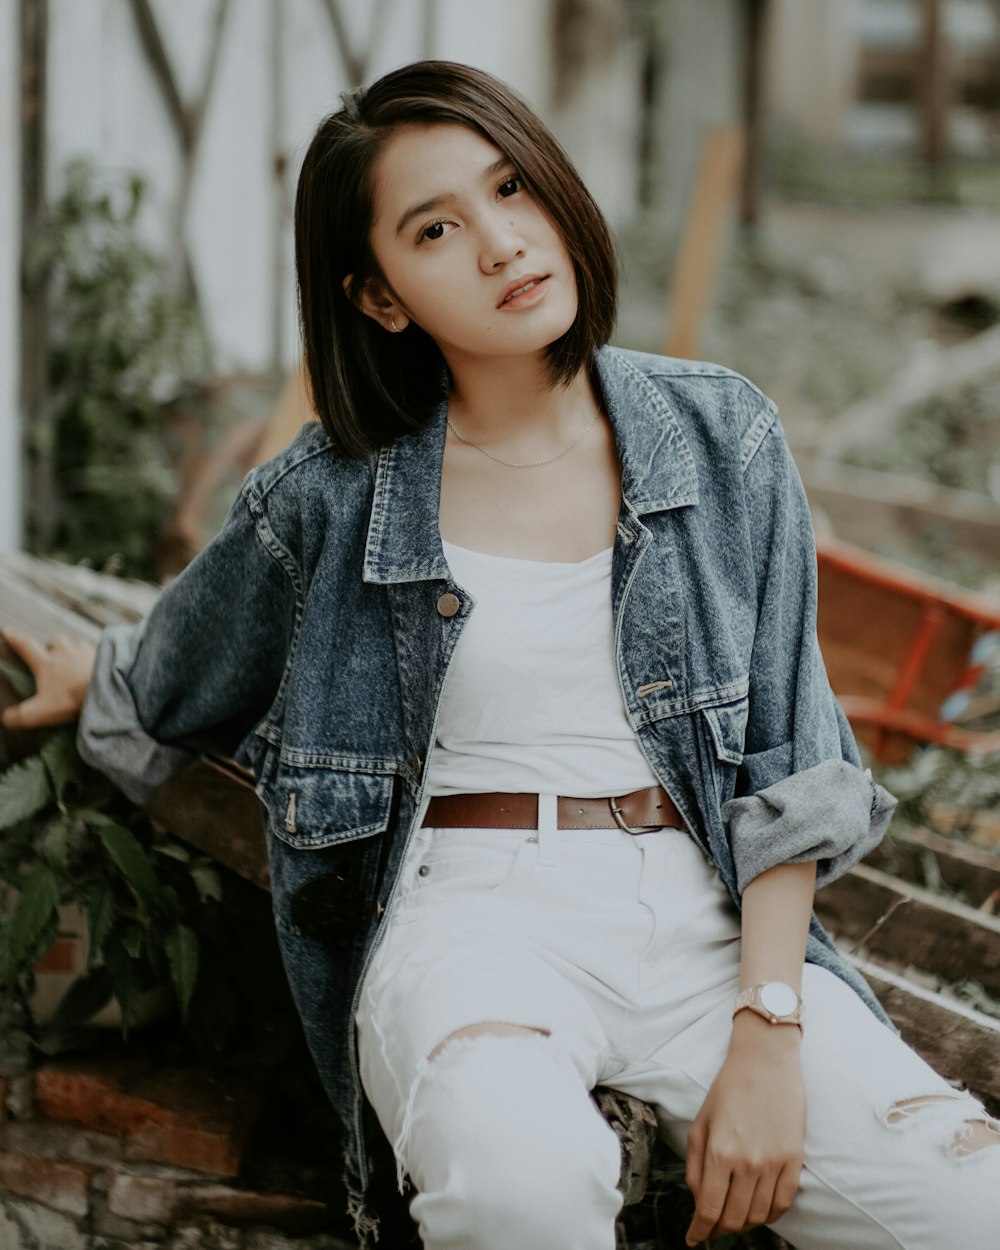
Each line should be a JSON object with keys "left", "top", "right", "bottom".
{"left": 390, "top": 318, "right": 400, "bottom": 333}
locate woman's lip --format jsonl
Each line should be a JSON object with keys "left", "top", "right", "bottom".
{"left": 497, "top": 275, "right": 549, "bottom": 309}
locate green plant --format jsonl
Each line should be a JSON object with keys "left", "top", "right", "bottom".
{"left": 24, "top": 158, "right": 209, "bottom": 579}
{"left": 0, "top": 655, "right": 301, "bottom": 1071}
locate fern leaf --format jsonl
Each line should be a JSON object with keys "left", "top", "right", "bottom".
{"left": 165, "top": 923, "right": 199, "bottom": 1021}
{"left": 93, "top": 822, "right": 159, "bottom": 915}
{"left": 0, "top": 757, "right": 54, "bottom": 831}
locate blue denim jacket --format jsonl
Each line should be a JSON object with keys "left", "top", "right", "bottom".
{"left": 79, "top": 346, "right": 895, "bottom": 1236}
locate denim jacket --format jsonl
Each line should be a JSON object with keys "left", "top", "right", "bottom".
{"left": 79, "top": 346, "right": 896, "bottom": 1237}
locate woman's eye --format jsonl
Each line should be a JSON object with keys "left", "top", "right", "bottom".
{"left": 498, "top": 177, "right": 521, "bottom": 198}
{"left": 418, "top": 219, "right": 453, "bottom": 243}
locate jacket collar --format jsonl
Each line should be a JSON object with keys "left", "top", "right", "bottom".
{"left": 362, "top": 346, "right": 699, "bottom": 585}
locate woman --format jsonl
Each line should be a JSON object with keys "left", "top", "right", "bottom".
{"left": 4, "top": 61, "right": 998, "bottom": 1250}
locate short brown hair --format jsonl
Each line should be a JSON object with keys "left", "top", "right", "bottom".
{"left": 294, "top": 60, "right": 617, "bottom": 457}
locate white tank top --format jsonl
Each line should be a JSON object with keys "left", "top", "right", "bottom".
{"left": 426, "top": 541, "right": 662, "bottom": 797}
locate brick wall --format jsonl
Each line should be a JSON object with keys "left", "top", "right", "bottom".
{"left": 0, "top": 1056, "right": 356, "bottom": 1250}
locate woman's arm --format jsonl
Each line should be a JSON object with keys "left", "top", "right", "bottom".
{"left": 684, "top": 859, "right": 816, "bottom": 1246}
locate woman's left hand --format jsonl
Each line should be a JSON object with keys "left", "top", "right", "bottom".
{"left": 684, "top": 1016, "right": 805, "bottom": 1245}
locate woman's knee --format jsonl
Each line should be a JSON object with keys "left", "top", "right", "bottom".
{"left": 405, "top": 1030, "right": 622, "bottom": 1250}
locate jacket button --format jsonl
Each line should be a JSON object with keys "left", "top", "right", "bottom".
{"left": 436, "top": 592, "right": 461, "bottom": 618}
{"left": 373, "top": 899, "right": 385, "bottom": 922}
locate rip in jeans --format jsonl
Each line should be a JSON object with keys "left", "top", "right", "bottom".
{"left": 878, "top": 1091, "right": 1000, "bottom": 1164}
{"left": 388, "top": 1023, "right": 551, "bottom": 1193}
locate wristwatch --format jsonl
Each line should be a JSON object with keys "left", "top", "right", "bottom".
{"left": 733, "top": 981, "right": 803, "bottom": 1030}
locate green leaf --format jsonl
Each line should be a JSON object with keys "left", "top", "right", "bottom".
{"left": 0, "top": 657, "right": 35, "bottom": 700}
{"left": 82, "top": 880, "right": 115, "bottom": 970}
{"left": 93, "top": 822, "right": 159, "bottom": 914}
{"left": 100, "top": 930, "right": 140, "bottom": 1039}
{"left": 165, "top": 924, "right": 199, "bottom": 1021}
{"left": 190, "top": 862, "right": 222, "bottom": 904}
{"left": 0, "top": 757, "right": 54, "bottom": 831}
{"left": 153, "top": 842, "right": 190, "bottom": 863}
{"left": 42, "top": 820, "right": 71, "bottom": 873}
{"left": 41, "top": 730, "right": 83, "bottom": 801}
{"left": 0, "top": 862, "right": 61, "bottom": 983}
{"left": 73, "top": 807, "right": 117, "bottom": 828}
{"left": 122, "top": 921, "right": 144, "bottom": 959}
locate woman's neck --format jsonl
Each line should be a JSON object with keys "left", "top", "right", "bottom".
{"left": 445, "top": 355, "right": 600, "bottom": 455}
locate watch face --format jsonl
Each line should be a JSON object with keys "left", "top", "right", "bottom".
{"left": 760, "top": 982, "right": 799, "bottom": 1018}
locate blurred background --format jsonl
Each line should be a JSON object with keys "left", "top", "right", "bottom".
{"left": 2, "top": 0, "right": 999, "bottom": 593}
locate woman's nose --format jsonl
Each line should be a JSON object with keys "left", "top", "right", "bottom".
{"left": 478, "top": 214, "right": 525, "bottom": 273}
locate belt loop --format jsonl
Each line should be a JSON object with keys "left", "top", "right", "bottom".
{"left": 537, "top": 793, "right": 558, "bottom": 865}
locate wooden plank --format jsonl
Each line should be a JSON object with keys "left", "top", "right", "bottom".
{"left": 854, "top": 956, "right": 1000, "bottom": 1100}
{"left": 662, "top": 126, "right": 744, "bottom": 360}
{"left": 803, "top": 459, "right": 1000, "bottom": 564}
{"left": 817, "top": 862, "right": 1000, "bottom": 998}
{"left": 0, "top": 550, "right": 159, "bottom": 626}
{"left": 866, "top": 826, "right": 1000, "bottom": 911}
{"left": 0, "top": 566, "right": 105, "bottom": 644}
{"left": 146, "top": 757, "right": 270, "bottom": 891}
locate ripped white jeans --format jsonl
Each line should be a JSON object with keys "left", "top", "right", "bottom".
{"left": 355, "top": 804, "right": 1000, "bottom": 1250}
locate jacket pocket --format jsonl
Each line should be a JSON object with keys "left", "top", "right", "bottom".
{"left": 701, "top": 695, "right": 750, "bottom": 766}
{"left": 259, "top": 762, "right": 396, "bottom": 850}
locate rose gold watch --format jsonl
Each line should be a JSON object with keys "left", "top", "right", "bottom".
{"left": 733, "top": 981, "right": 804, "bottom": 1031}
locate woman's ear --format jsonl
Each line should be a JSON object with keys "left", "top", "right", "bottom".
{"left": 342, "top": 274, "right": 408, "bottom": 334}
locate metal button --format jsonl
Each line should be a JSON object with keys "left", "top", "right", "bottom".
{"left": 411, "top": 753, "right": 423, "bottom": 777}
{"left": 373, "top": 899, "right": 385, "bottom": 922}
{"left": 418, "top": 864, "right": 430, "bottom": 877}
{"left": 436, "top": 592, "right": 461, "bottom": 618}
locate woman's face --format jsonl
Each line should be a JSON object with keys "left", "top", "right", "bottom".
{"left": 358, "top": 123, "right": 579, "bottom": 369}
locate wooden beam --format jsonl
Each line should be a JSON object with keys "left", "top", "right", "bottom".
{"left": 866, "top": 825, "right": 1000, "bottom": 911}
{"left": 817, "top": 862, "right": 1000, "bottom": 998}
{"left": 147, "top": 757, "right": 270, "bottom": 891}
{"left": 802, "top": 459, "right": 1000, "bottom": 565}
{"left": 853, "top": 955, "right": 1000, "bottom": 1100}
{"left": 740, "top": 0, "right": 769, "bottom": 229}
{"left": 920, "top": 0, "right": 950, "bottom": 170}
{"left": 662, "top": 126, "right": 744, "bottom": 360}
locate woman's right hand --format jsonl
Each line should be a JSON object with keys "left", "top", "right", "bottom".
{"left": 0, "top": 630, "right": 97, "bottom": 730}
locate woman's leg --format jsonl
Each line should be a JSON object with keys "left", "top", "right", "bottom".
{"left": 354, "top": 824, "right": 626, "bottom": 1250}
{"left": 621, "top": 962, "right": 1000, "bottom": 1250}
{"left": 400, "top": 1027, "right": 622, "bottom": 1250}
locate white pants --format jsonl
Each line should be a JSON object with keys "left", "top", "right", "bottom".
{"left": 356, "top": 804, "right": 1000, "bottom": 1249}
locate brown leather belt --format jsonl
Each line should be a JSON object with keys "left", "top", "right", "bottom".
{"left": 422, "top": 785, "right": 682, "bottom": 834}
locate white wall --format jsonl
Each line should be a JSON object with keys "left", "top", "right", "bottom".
{"left": 0, "top": 0, "right": 21, "bottom": 550}
{"left": 42, "top": 0, "right": 586, "bottom": 380}
{"left": 770, "top": 0, "right": 862, "bottom": 147}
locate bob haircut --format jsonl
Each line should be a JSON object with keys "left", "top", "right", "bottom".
{"left": 294, "top": 60, "right": 618, "bottom": 458}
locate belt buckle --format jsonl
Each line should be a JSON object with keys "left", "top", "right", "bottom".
{"left": 608, "top": 795, "right": 642, "bottom": 835}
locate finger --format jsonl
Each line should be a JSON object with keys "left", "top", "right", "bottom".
{"left": 684, "top": 1125, "right": 705, "bottom": 1196}
{"left": 710, "top": 1165, "right": 756, "bottom": 1239}
{"left": 744, "top": 1171, "right": 779, "bottom": 1230}
{"left": 766, "top": 1159, "right": 802, "bottom": 1224}
{"left": 1, "top": 694, "right": 50, "bottom": 731}
{"left": 685, "top": 1157, "right": 731, "bottom": 1246}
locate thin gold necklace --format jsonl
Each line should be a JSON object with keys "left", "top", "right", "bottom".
{"left": 446, "top": 406, "right": 602, "bottom": 468}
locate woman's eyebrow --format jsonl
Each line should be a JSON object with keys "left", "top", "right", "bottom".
{"left": 395, "top": 156, "right": 514, "bottom": 235}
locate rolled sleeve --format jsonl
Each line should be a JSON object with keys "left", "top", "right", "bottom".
{"left": 722, "top": 758, "right": 897, "bottom": 894}
{"left": 77, "top": 621, "right": 196, "bottom": 806}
